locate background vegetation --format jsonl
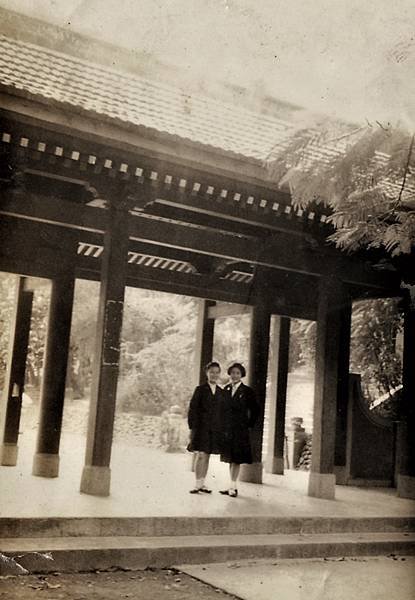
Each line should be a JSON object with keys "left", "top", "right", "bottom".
{"left": 0, "top": 272, "right": 403, "bottom": 419}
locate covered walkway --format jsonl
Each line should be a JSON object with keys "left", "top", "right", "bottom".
{"left": 1, "top": 431, "right": 414, "bottom": 519}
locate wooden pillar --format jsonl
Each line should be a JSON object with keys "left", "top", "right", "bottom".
{"left": 397, "top": 293, "right": 415, "bottom": 499}
{"left": 308, "top": 276, "right": 347, "bottom": 499}
{"left": 333, "top": 297, "right": 352, "bottom": 484}
{"left": 80, "top": 200, "right": 130, "bottom": 496}
{"left": 240, "top": 303, "right": 271, "bottom": 484}
{"left": 0, "top": 277, "right": 33, "bottom": 466}
{"left": 32, "top": 274, "right": 75, "bottom": 477}
{"left": 193, "top": 299, "right": 215, "bottom": 385}
{"left": 265, "top": 316, "right": 290, "bottom": 474}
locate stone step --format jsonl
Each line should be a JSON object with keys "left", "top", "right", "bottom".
{"left": 1, "top": 516, "right": 414, "bottom": 539}
{"left": 1, "top": 532, "right": 414, "bottom": 573}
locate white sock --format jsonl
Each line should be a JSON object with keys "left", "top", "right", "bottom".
{"left": 230, "top": 480, "right": 237, "bottom": 490}
{"left": 196, "top": 479, "right": 204, "bottom": 489}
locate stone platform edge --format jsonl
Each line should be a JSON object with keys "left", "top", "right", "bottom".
{"left": 1, "top": 515, "right": 415, "bottom": 538}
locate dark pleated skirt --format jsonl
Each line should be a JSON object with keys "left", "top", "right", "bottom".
{"left": 187, "top": 429, "right": 225, "bottom": 455}
{"left": 220, "top": 428, "right": 253, "bottom": 465}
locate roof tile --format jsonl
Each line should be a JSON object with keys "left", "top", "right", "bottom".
{"left": 0, "top": 35, "right": 293, "bottom": 161}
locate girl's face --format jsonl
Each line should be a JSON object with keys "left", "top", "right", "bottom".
{"left": 229, "top": 367, "right": 242, "bottom": 383}
{"left": 207, "top": 366, "right": 221, "bottom": 384}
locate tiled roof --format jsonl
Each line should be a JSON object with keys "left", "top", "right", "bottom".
{"left": 1, "top": 34, "right": 414, "bottom": 203}
{"left": 0, "top": 35, "right": 294, "bottom": 162}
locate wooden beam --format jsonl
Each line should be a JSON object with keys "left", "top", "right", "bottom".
{"left": 80, "top": 199, "right": 130, "bottom": 496}
{"left": 32, "top": 273, "right": 75, "bottom": 478}
{"left": 265, "top": 316, "right": 291, "bottom": 475}
{"left": 0, "top": 98, "right": 285, "bottom": 192}
{"left": 194, "top": 300, "right": 215, "bottom": 385}
{"left": 2, "top": 125, "right": 323, "bottom": 239}
{"left": 0, "top": 191, "right": 400, "bottom": 290}
{"left": 240, "top": 304, "right": 272, "bottom": 483}
{"left": 207, "top": 302, "right": 252, "bottom": 319}
{"left": 0, "top": 277, "right": 33, "bottom": 466}
{"left": 23, "top": 277, "right": 50, "bottom": 292}
{"left": 0, "top": 252, "right": 316, "bottom": 320}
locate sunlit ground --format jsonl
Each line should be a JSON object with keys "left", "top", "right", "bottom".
{"left": 1, "top": 427, "right": 413, "bottom": 519}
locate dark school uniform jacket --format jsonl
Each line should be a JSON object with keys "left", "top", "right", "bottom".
{"left": 187, "top": 382, "right": 226, "bottom": 454}
{"left": 221, "top": 381, "right": 259, "bottom": 464}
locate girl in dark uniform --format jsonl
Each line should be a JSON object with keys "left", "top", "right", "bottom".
{"left": 220, "top": 362, "right": 259, "bottom": 497}
{"left": 187, "top": 361, "right": 225, "bottom": 494}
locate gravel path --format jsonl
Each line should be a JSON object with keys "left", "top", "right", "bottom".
{"left": 0, "top": 570, "right": 238, "bottom": 599}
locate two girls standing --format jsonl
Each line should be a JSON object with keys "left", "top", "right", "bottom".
{"left": 187, "top": 361, "right": 259, "bottom": 497}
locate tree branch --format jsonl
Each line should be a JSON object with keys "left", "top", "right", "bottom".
{"left": 397, "top": 133, "right": 415, "bottom": 207}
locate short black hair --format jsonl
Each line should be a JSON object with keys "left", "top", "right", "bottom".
{"left": 227, "top": 362, "right": 246, "bottom": 378}
{"left": 205, "top": 361, "right": 221, "bottom": 371}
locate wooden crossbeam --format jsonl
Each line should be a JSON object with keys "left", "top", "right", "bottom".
{"left": 0, "top": 191, "right": 400, "bottom": 290}
{"left": 207, "top": 303, "right": 252, "bottom": 319}
{"left": 23, "top": 276, "right": 50, "bottom": 292}
{"left": 0, "top": 115, "right": 330, "bottom": 235}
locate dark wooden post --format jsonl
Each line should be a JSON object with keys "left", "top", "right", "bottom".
{"left": 333, "top": 297, "right": 352, "bottom": 484}
{"left": 397, "top": 292, "right": 415, "bottom": 499}
{"left": 308, "top": 276, "right": 348, "bottom": 499}
{"left": 193, "top": 299, "right": 215, "bottom": 385}
{"left": 265, "top": 316, "right": 290, "bottom": 474}
{"left": 80, "top": 199, "right": 130, "bottom": 496}
{"left": 32, "top": 273, "right": 75, "bottom": 477}
{"left": 240, "top": 303, "right": 271, "bottom": 484}
{"left": 1, "top": 277, "right": 33, "bottom": 466}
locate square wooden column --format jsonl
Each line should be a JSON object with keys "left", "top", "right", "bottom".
{"left": 308, "top": 276, "right": 348, "bottom": 500}
{"left": 32, "top": 273, "right": 75, "bottom": 477}
{"left": 1, "top": 277, "right": 33, "bottom": 466}
{"left": 333, "top": 297, "right": 352, "bottom": 484}
{"left": 240, "top": 304, "right": 271, "bottom": 484}
{"left": 80, "top": 200, "right": 130, "bottom": 496}
{"left": 193, "top": 299, "right": 215, "bottom": 385}
{"left": 397, "top": 293, "right": 415, "bottom": 499}
{"left": 265, "top": 316, "right": 291, "bottom": 474}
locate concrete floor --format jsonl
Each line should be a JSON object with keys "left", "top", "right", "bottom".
{"left": 181, "top": 557, "right": 415, "bottom": 600}
{"left": 1, "top": 431, "right": 414, "bottom": 519}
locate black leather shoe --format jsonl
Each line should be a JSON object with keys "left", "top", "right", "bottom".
{"left": 189, "top": 488, "right": 201, "bottom": 494}
{"left": 199, "top": 486, "right": 212, "bottom": 494}
{"left": 229, "top": 489, "right": 238, "bottom": 498}
{"left": 219, "top": 489, "right": 229, "bottom": 495}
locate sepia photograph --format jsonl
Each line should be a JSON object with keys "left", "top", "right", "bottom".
{"left": 0, "top": 1, "right": 414, "bottom": 598}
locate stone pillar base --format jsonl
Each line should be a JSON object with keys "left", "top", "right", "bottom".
{"left": 32, "top": 453, "right": 60, "bottom": 478}
{"left": 397, "top": 475, "right": 415, "bottom": 499}
{"left": 80, "top": 465, "right": 111, "bottom": 496}
{"left": 239, "top": 462, "right": 263, "bottom": 484}
{"left": 264, "top": 456, "right": 284, "bottom": 475}
{"left": 334, "top": 465, "right": 348, "bottom": 485}
{"left": 1, "top": 443, "right": 18, "bottom": 466}
{"left": 308, "top": 472, "right": 336, "bottom": 499}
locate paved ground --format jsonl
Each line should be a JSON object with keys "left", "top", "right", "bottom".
{"left": 0, "top": 570, "right": 238, "bottom": 599}
{"left": 181, "top": 556, "right": 415, "bottom": 600}
{"left": 1, "top": 559, "right": 414, "bottom": 599}
{"left": 1, "top": 431, "right": 414, "bottom": 519}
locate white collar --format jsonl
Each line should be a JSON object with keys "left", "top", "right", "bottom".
{"left": 230, "top": 381, "right": 242, "bottom": 394}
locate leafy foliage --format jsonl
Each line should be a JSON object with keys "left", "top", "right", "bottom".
{"left": 290, "top": 298, "right": 403, "bottom": 404}
{"left": 265, "top": 122, "right": 415, "bottom": 268}
{"left": 117, "top": 290, "right": 198, "bottom": 414}
{"left": 0, "top": 274, "right": 403, "bottom": 415}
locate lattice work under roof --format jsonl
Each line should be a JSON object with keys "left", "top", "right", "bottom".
{"left": 1, "top": 34, "right": 414, "bottom": 203}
